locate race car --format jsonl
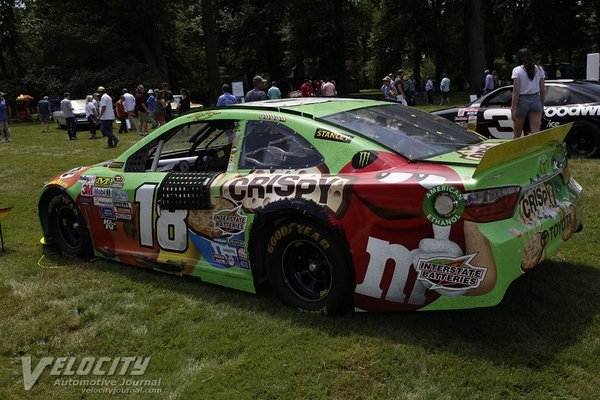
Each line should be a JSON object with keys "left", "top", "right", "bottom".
{"left": 432, "top": 80, "right": 600, "bottom": 158}
{"left": 38, "top": 98, "right": 583, "bottom": 314}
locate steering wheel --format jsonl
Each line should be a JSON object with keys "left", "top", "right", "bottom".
{"left": 194, "top": 148, "right": 219, "bottom": 172}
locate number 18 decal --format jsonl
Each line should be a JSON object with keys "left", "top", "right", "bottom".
{"left": 135, "top": 183, "right": 189, "bottom": 252}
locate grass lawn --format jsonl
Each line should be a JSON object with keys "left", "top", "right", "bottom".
{"left": 0, "top": 116, "right": 599, "bottom": 400}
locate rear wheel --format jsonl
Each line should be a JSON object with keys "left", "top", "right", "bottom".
{"left": 565, "top": 121, "right": 600, "bottom": 158}
{"left": 46, "top": 193, "right": 93, "bottom": 258}
{"left": 264, "top": 219, "right": 353, "bottom": 315}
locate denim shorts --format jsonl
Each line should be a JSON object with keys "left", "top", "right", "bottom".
{"left": 516, "top": 93, "right": 542, "bottom": 117}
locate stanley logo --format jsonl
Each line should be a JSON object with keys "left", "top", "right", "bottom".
{"left": 351, "top": 150, "right": 377, "bottom": 169}
{"left": 314, "top": 129, "right": 352, "bottom": 143}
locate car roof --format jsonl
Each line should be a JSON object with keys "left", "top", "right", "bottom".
{"left": 233, "top": 98, "right": 388, "bottom": 118}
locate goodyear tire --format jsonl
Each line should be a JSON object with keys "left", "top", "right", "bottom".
{"left": 46, "top": 193, "right": 93, "bottom": 259}
{"left": 265, "top": 219, "right": 353, "bottom": 315}
{"left": 565, "top": 121, "right": 600, "bottom": 158}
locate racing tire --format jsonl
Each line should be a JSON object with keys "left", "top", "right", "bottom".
{"left": 565, "top": 121, "right": 600, "bottom": 158}
{"left": 264, "top": 219, "right": 353, "bottom": 316}
{"left": 46, "top": 192, "right": 93, "bottom": 259}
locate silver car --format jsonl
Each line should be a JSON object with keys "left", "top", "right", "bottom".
{"left": 52, "top": 99, "right": 89, "bottom": 129}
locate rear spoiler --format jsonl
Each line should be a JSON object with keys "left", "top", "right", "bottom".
{"left": 473, "top": 123, "right": 572, "bottom": 178}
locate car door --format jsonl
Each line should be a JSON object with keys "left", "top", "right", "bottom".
{"left": 477, "top": 87, "right": 515, "bottom": 139}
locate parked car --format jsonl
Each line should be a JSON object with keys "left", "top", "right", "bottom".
{"left": 38, "top": 98, "right": 582, "bottom": 314}
{"left": 52, "top": 99, "right": 89, "bottom": 129}
{"left": 432, "top": 80, "right": 600, "bottom": 158}
{"left": 169, "top": 95, "right": 203, "bottom": 117}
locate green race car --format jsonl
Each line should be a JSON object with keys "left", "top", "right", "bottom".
{"left": 38, "top": 98, "right": 583, "bottom": 314}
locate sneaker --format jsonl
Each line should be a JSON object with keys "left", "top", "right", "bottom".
{"left": 113, "top": 139, "right": 120, "bottom": 147}
{"left": 69, "top": 137, "right": 76, "bottom": 140}
{"left": 7, "top": 138, "right": 12, "bottom": 142}
{"left": 0, "top": 139, "right": 6, "bottom": 143}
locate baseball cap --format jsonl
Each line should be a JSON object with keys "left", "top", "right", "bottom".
{"left": 97, "top": 86, "right": 106, "bottom": 92}
{"left": 382, "top": 76, "right": 391, "bottom": 82}
{"left": 43, "top": 96, "right": 49, "bottom": 99}
{"left": 148, "top": 89, "right": 154, "bottom": 94}
{"left": 253, "top": 75, "right": 266, "bottom": 83}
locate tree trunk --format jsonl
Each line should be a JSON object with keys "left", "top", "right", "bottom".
{"left": 201, "top": 0, "right": 221, "bottom": 104}
{"left": 464, "top": 0, "right": 485, "bottom": 93}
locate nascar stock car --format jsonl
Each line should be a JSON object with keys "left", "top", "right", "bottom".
{"left": 39, "top": 98, "right": 583, "bottom": 314}
{"left": 432, "top": 80, "right": 600, "bottom": 158}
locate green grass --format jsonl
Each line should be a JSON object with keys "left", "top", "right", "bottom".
{"left": 0, "top": 120, "right": 599, "bottom": 399}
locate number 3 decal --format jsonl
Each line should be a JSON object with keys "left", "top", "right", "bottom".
{"left": 135, "top": 184, "right": 189, "bottom": 252}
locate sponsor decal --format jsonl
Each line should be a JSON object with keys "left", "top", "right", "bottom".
{"left": 111, "top": 174, "right": 125, "bottom": 188}
{"left": 93, "top": 187, "right": 111, "bottom": 198}
{"left": 103, "top": 219, "right": 116, "bottom": 231}
{"left": 94, "top": 197, "right": 113, "bottom": 207}
{"left": 519, "top": 181, "right": 557, "bottom": 225}
{"left": 259, "top": 112, "right": 287, "bottom": 122}
{"left": 221, "top": 170, "right": 354, "bottom": 217}
{"left": 314, "top": 129, "right": 352, "bottom": 143}
{"left": 546, "top": 120, "right": 560, "bottom": 128}
{"left": 78, "top": 175, "right": 95, "bottom": 183}
{"left": 94, "top": 177, "right": 111, "bottom": 187}
{"left": 212, "top": 205, "right": 247, "bottom": 235}
{"left": 108, "top": 161, "right": 124, "bottom": 169}
{"left": 59, "top": 167, "right": 85, "bottom": 179}
{"left": 100, "top": 207, "right": 115, "bottom": 220}
{"left": 415, "top": 253, "right": 487, "bottom": 292}
{"left": 46, "top": 179, "right": 69, "bottom": 188}
{"left": 78, "top": 196, "right": 93, "bottom": 205}
{"left": 115, "top": 212, "right": 133, "bottom": 222}
{"left": 113, "top": 201, "right": 132, "bottom": 209}
{"left": 111, "top": 189, "right": 128, "bottom": 202}
{"left": 351, "top": 150, "right": 377, "bottom": 169}
{"left": 545, "top": 105, "right": 600, "bottom": 118}
{"left": 80, "top": 183, "right": 94, "bottom": 197}
{"left": 423, "top": 185, "right": 465, "bottom": 226}
{"left": 456, "top": 142, "right": 501, "bottom": 161}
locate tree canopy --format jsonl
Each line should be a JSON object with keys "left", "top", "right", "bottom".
{"left": 1, "top": 0, "right": 598, "bottom": 104}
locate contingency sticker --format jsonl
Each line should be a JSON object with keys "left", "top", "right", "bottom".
{"left": 415, "top": 253, "right": 487, "bottom": 293}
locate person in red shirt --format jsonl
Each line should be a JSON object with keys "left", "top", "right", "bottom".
{"left": 300, "top": 79, "right": 314, "bottom": 97}
{"left": 115, "top": 95, "right": 129, "bottom": 133}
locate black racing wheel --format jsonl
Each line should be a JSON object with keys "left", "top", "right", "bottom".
{"left": 46, "top": 192, "right": 93, "bottom": 258}
{"left": 565, "top": 121, "right": 600, "bottom": 158}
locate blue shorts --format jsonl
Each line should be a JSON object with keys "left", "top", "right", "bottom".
{"left": 516, "top": 93, "right": 542, "bottom": 117}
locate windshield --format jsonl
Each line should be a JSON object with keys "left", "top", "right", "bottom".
{"left": 320, "top": 104, "right": 483, "bottom": 160}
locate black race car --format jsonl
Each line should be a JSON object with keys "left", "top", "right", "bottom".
{"left": 432, "top": 80, "right": 600, "bottom": 158}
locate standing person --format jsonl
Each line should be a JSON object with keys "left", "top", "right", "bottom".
{"left": 154, "top": 90, "right": 167, "bottom": 126}
{"left": 122, "top": 88, "right": 137, "bottom": 132}
{"left": 115, "top": 95, "right": 128, "bottom": 133}
{"left": 381, "top": 76, "right": 397, "bottom": 100}
{"left": 37, "top": 95, "right": 52, "bottom": 133}
{"left": 217, "top": 84, "right": 238, "bottom": 106}
{"left": 179, "top": 88, "right": 191, "bottom": 114}
{"left": 267, "top": 81, "right": 281, "bottom": 100}
{"left": 135, "top": 84, "right": 150, "bottom": 136}
{"left": 300, "top": 79, "right": 313, "bottom": 97}
{"left": 404, "top": 75, "right": 416, "bottom": 106}
{"left": 492, "top": 70, "right": 500, "bottom": 89}
{"left": 439, "top": 73, "right": 451, "bottom": 105}
{"left": 97, "top": 86, "right": 119, "bottom": 148}
{"left": 511, "top": 48, "right": 545, "bottom": 139}
{"left": 394, "top": 70, "right": 408, "bottom": 106}
{"left": 61, "top": 92, "right": 77, "bottom": 140}
{"left": 162, "top": 82, "right": 174, "bottom": 121}
{"left": 0, "top": 93, "right": 11, "bottom": 143}
{"left": 245, "top": 75, "right": 268, "bottom": 102}
{"left": 84, "top": 95, "right": 99, "bottom": 139}
{"left": 321, "top": 79, "right": 336, "bottom": 97}
{"left": 147, "top": 89, "right": 157, "bottom": 128}
{"left": 484, "top": 70, "right": 494, "bottom": 94}
{"left": 424, "top": 75, "right": 434, "bottom": 105}
{"left": 92, "top": 93, "right": 100, "bottom": 113}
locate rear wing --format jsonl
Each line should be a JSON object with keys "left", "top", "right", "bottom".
{"left": 473, "top": 123, "right": 573, "bottom": 178}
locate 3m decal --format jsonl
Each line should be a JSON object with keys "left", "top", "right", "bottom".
{"left": 259, "top": 112, "right": 287, "bottom": 122}
{"left": 80, "top": 183, "right": 94, "bottom": 197}
{"left": 111, "top": 175, "right": 125, "bottom": 188}
{"left": 221, "top": 171, "right": 354, "bottom": 217}
{"left": 456, "top": 142, "right": 502, "bottom": 161}
{"left": 94, "top": 177, "right": 111, "bottom": 187}
{"left": 212, "top": 206, "right": 247, "bottom": 235}
{"left": 100, "top": 207, "right": 115, "bottom": 220}
{"left": 415, "top": 253, "right": 487, "bottom": 293}
{"left": 545, "top": 105, "right": 600, "bottom": 118}
{"left": 519, "top": 181, "right": 557, "bottom": 225}
{"left": 314, "top": 129, "right": 352, "bottom": 143}
{"left": 423, "top": 185, "right": 465, "bottom": 226}
{"left": 93, "top": 187, "right": 111, "bottom": 198}
{"left": 351, "top": 151, "right": 377, "bottom": 169}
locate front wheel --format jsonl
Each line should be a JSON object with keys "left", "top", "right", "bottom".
{"left": 265, "top": 219, "right": 353, "bottom": 315}
{"left": 565, "top": 121, "right": 600, "bottom": 158}
{"left": 46, "top": 192, "right": 93, "bottom": 258}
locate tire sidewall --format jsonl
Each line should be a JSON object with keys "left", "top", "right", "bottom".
{"left": 47, "top": 192, "right": 92, "bottom": 258}
{"left": 566, "top": 121, "right": 600, "bottom": 158}
{"left": 265, "top": 219, "right": 353, "bottom": 315}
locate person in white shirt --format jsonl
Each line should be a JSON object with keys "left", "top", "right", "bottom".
{"left": 510, "top": 48, "right": 546, "bottom": 138}
{"left": 97, "top": 86, "right": 119, "bottom": 148}
{"left": 84, "top": 95, "right": 98, "bottom": 140}
{"left": 60, "top": 92, "right": 77, "bottom": 140}
{"left": 122, "top": 88, "right": 137, "bottom": 131}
